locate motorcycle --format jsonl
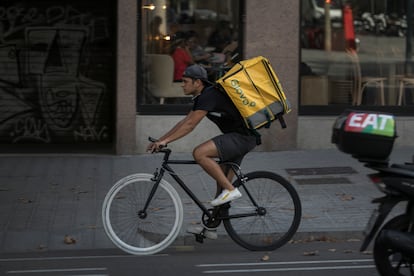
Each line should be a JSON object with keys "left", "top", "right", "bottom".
{"left": 362, "top": 160, "right": 414, "bottom": 275}
{"left": 332, "top": 110, "right": 414, "bottom": 276}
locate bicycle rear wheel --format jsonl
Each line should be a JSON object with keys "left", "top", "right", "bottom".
{"left": 102, "top": 173, "right": 183, "bottom": 255}
{"left": 223, "top": 171, "right": 301, "bottom": 251}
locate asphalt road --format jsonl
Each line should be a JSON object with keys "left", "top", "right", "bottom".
{"left": 0, "top": 237, "right": 379, "bottom": 275}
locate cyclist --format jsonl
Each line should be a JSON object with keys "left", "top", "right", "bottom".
{"left": 147, "top": 64, "right": 258, "bottom": 238}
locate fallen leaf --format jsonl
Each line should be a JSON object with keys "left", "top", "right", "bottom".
{"left": 37, "top": 244, "right": 47, "bottom": 249}
{"left": 302, "top": 214, "right": 318, "bottom": 219}
{"left": 336, "top": 193, "right": 354, "bottom": 201}
{"left": 318, "top": 235, "right": 337, "bottom": 242}
{"left": 347, "top": 238, "right": 361, "bottom": 242}
{"left": 303, "top": 250, "right": 319, "bottom": 256}
{"left": 64, "top": 235, "right": 77, "bottom": 244}
{"left": 18, "top": 198, "right": 33, "bottom": 204}
{"left": 261, "top": 255, "right": 270, "bottom": 261}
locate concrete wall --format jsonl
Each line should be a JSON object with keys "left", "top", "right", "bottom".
{"left": 136, "top": 115, "right": 414, "bottom": 153}
{"left": 116, "top": 0, "right": 138, "bottom": 154}
{"left": 297, "top": 116, "right": 414, "bottom": 150}
{"left": 244, "top": 0, "right": 299, "bottom": 151}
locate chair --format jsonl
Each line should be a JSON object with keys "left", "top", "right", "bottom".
{"left": 346, "top": 49, "right": 386, "bottom": 105}
{"left": 146, "top": 54, "right": 189, "bottom": 104}
{"left": 397, "top": 76, "right": 414, "bottom": 105}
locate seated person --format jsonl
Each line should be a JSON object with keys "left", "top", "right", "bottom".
{"left": 186, "top": 30, "right": 212, "bottom": 65}
{"left": 221, "top": 32, "right": 240, "bottom": 66}
{"left": 188, "top": 31, "right": 226, "bottom": 65}
{"left": 208, "top": 20, "right": 233, "bottom": 53}
{"left": 170, "top": 31, "right": 194, "bottom": 81}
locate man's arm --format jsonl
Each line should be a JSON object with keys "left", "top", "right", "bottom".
{"left": 148, "top": 110, "right": 207, "bottom": 152}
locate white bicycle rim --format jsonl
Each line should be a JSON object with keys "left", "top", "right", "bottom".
{"left": 102, "top": 173, "right": 183, "bottom": 255}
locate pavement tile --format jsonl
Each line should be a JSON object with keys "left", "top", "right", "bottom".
{"left": 0, "top": 146, "right": 413, "bottom": 253}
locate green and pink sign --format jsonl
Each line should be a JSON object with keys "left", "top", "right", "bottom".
{"left": 345, "top": 112, "right": 395, "bottom": 137}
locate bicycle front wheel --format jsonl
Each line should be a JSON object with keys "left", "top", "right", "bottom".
{"left": 102, "top": 173, "right": 183, "bottom": 255}
{"left": 223, "top": 171, "right": 301, "bottom": 251}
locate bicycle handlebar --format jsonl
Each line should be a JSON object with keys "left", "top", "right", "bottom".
{"left": 148, "top": 137, "right": 171, "bottom": 157}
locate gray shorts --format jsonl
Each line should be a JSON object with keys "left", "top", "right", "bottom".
{"left": 212, "top": 132, "right": 257, "bottom": 164}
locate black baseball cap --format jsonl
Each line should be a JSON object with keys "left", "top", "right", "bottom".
{"left": 182, "top": 64, "right": 208, "bottom": 81}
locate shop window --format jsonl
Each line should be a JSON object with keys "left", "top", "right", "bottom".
{"left": 300, "top": 0, "right": 414, "bottom": 115}
{"left": 138, "top": 0, "right": 244, "bottom": 114}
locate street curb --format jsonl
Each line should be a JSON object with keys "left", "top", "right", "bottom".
{"left": 172, "top": 230, "right": 365, "bottom": 248}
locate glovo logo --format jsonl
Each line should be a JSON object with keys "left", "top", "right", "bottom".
{"left": 230, "top": 79, "right": 256, "bottom": 107}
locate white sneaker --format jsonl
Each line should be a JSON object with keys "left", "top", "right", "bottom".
{"left": 186, "top": 226, "right": 218, "bottom": 240}
{"left": 210, "top": 188, "right": 242, "bottom": 206}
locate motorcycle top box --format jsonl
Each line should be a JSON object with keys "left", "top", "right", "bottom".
{"left": 332, "top": 110, "right": 397, "bottom": 160}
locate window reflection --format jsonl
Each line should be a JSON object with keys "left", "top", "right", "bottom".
{"left": 300, "top": 0, "right": 413, "bottom": 108}
{"left": 140, "top": 0, "right": 241, "bottom": 105}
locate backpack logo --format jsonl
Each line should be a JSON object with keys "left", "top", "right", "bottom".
{"left": 230, "top": 79, "right": 256, "bottom": 107}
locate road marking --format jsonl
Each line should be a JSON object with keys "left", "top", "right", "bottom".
{"left": 6, "top": 267, "right": 107, "bottom": 274}
{"left": 197, "top": 258, "right": 373, "bottom": 267}
{"left": 202, "top": 264, "right": 376, "bottom": 273}
{"left": 0, "top": 254, "right": 168, "bottom": 262}
{"left": 197, "top": 259, "right": 375, "bottom": 274}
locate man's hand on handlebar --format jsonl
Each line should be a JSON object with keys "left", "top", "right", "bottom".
{"left": 147, "top": 137, "right": 167, "bottom": 153}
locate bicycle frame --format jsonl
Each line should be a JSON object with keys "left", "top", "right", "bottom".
{"left": 141, "top": 149, "right": 258, "bottom": 222}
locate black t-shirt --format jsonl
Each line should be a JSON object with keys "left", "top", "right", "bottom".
{"left": 193, "top": 85, "right": 248, "bottom": 134}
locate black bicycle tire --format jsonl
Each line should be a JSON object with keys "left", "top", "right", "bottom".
{"left": 223, "top": 171, "right": 302, "bottom": 251}
{"left": 373, "top": 214, "right": 411, "bottom": 276}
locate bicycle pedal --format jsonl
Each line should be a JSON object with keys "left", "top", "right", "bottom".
{"left": 195, "top": 233, "right": 204, "bottom": 243}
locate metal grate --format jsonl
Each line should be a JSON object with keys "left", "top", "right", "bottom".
{"left": 285, "top": 166, "right": 357, "bottom": 176}
{"left": 295, "top": 177, "right": 352, "bottom": 185}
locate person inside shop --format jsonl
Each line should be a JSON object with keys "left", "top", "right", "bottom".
{"left": 170, "top": 31, "right": 194, "bottom": 82}
{"left": 186, "top": 30, "right": 213, "bottom": 65}
{"left": 186, "top": 30, "right": 226, "bottom": 80}
{"left": 147, "top": 15, "right": 165, "bottom": 53}
{"left": 208, "top": 20, "right": 233, "bottom": 53}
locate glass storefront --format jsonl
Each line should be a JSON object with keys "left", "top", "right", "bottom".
{"left": 137, "top": 0, "right": 243, "bottom": 114}
{"left": 300, "top": 0, "right": 414, "bottom": 115}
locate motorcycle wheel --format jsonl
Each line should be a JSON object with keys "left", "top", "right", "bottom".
{"left": 374, "top": 214, "right": 413, "bottom": 276}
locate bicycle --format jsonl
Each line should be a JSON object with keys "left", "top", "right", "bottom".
{"left": 102, "top": 139, "right": 302, "bottom": 255}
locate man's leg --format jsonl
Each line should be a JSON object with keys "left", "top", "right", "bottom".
{"left": 215, "top": 164, "right": 235, "bottom": 196}
{"left": 193, "top": 140, "right": 235, "bottom": 191}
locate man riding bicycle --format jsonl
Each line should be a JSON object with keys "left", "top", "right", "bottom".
{"left": 147, "top": 64, "right": 258, "bottom": 238}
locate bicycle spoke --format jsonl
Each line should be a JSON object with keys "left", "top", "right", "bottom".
{"left": 102, "top": 174, "right": 183, "bottom": 255}
{"left": 223, "top": 171, "right": 301, "bottom": 251}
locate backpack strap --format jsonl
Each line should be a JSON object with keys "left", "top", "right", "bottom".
{"left": 277, "top": 114, "right": 287, "bottom": 129}
{"left": 249, "top": 129, "right": 262, "bottom": 145}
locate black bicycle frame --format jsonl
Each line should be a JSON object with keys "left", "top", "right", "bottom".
{"left": 141, "top": 149, "right": 258, "bottom": 221}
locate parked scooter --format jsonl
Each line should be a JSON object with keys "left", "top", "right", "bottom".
{"left": 373, "top": 13, "right": 387, "bottom": 35}
{"left": 361, "top": 12, "right": 375, "bottom": 33}
{"left": 359, "top": 12, "right": 407, "bottom": 37}
{"left": 332, "top": 110, "right": 414, "bottom": 276}
{"left": 386, "top": 13, "right": 407, "bottom": 37}
{"left": 362, "top": 159, "right": 414, "bottom": 275}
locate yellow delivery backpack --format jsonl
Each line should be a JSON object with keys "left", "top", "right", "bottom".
{"left": 216, "top": 56, "right": 291, "bottom": 132}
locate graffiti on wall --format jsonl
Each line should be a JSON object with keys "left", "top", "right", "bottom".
{"left": 0, "top": 1, "right": 114, "bottom": 146}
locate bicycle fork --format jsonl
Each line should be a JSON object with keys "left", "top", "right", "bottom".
{"left": 137, "top": 167, "right": 164, "bottom": 219}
